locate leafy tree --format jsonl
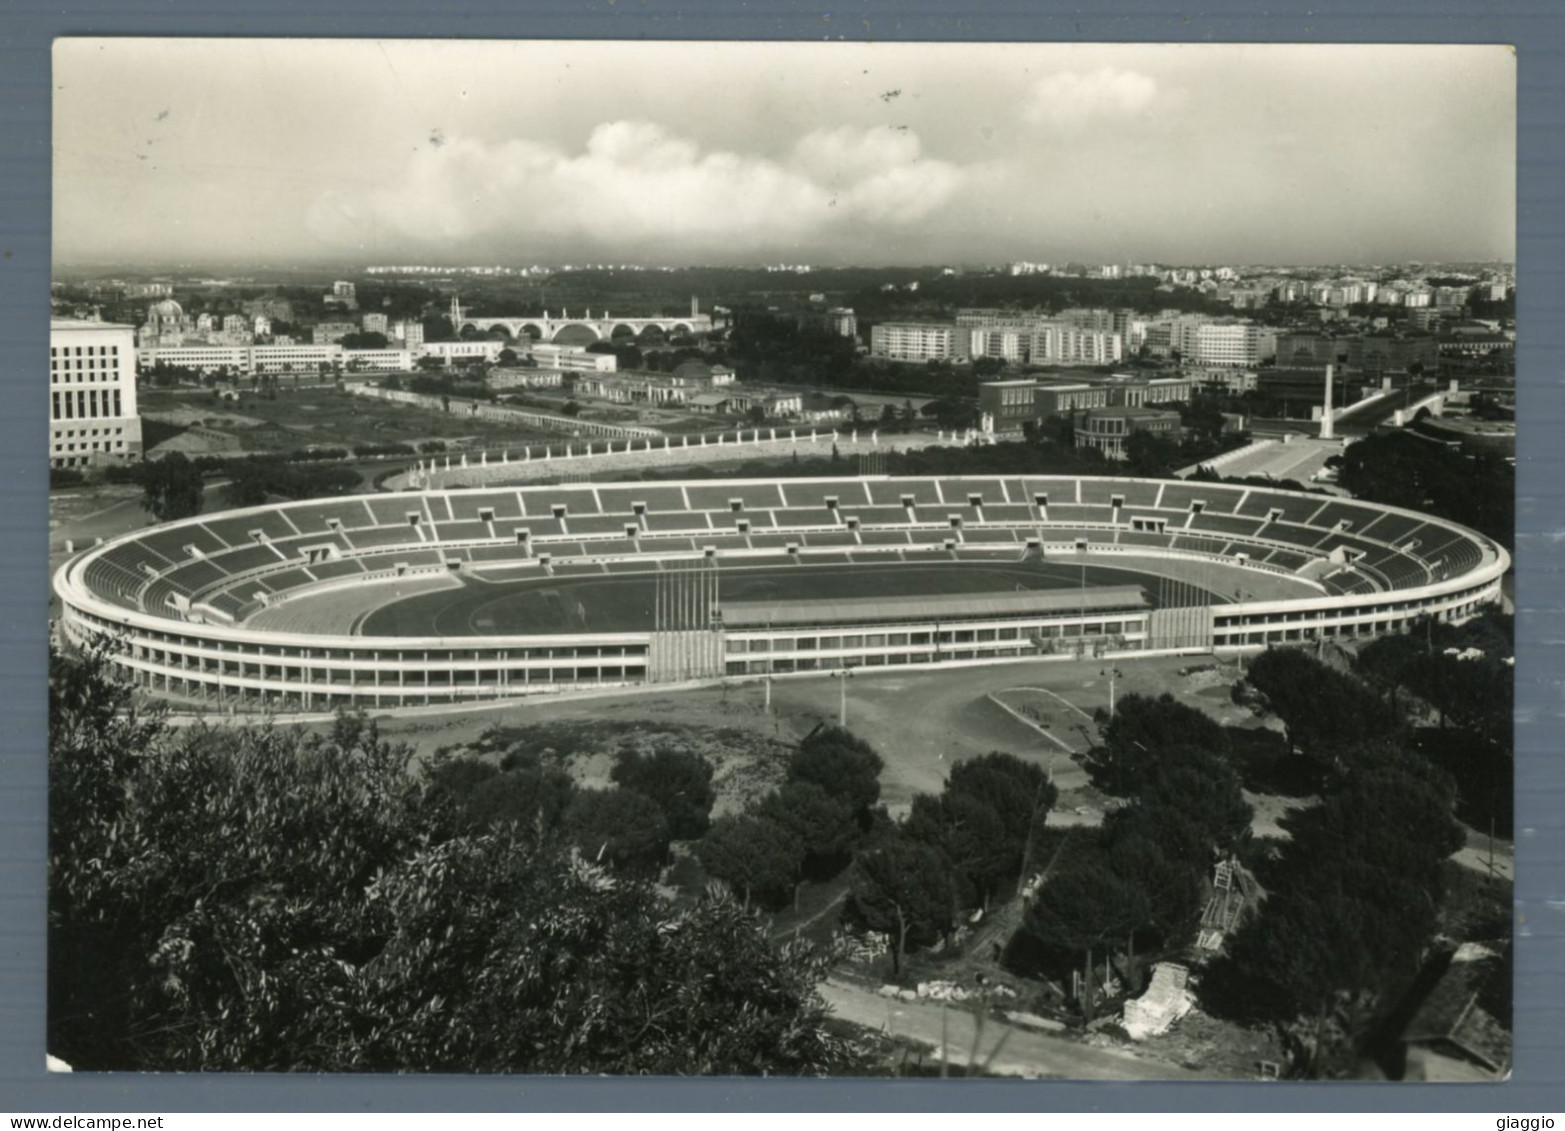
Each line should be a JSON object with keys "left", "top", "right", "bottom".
{"left": 1115, "top": 748, "right": 1253, "bottom": 862}
{"left": 919, "top": 395, "right": 978, "bottom": 431}
{"left": 136, "top": 451, "right": 204, "bottom": 522}
{"left": 697, "top": 813, "right": 805, "bottom": 910}
{"left": 611, "top": 746, "right": 717, "bottom": 840}
{"left": 756, "top": 780, "right": 858, "bottom": 875}
{"left": 903, "top": 790, "right": 1010, "bottom": 908}
{"left": 850, "top": 837, "right": 958, "bottom": 976}
{"left": 439, "top": 755, "right": 576, "bottom": 842}
{"left": 1243, "top": 648, "right": 1402, "bottom": 767}
{"left": 943, "top": 752, "right": 1058, "bottom": 885}
{"left": 1087, "top": 692, "right": 1230, "bottom": 795}
{"left": 788, "top": 726, "right": 884, "bottom": 818}
{"left": 562, "top": 788, "right": 671, "bottom": 877}
{"left": 1022, "top": 861, "right": 1149, "bottom": 1021}
{"left": 1100, "top": 831, "right": 1206, "bottom": 947}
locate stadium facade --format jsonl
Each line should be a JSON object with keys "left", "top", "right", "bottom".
{"left": 55, "top": 475, "right": 1509, "bottom": 712}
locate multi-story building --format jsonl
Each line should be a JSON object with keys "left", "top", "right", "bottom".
{"left": 419, "top": 340, "right": 505, "bottom": 365}
{"left": 136, "top": 345, "right": 249, "bottom": 373}
{"left": 797, "top": 307, "right": 859, "bottom": 338}
{"left": 50, "top": 319, "right": 142, "bottom": 468}
{"left": 362, "top": 312, "right": 389, "bottom": 336}
{"left": 870, "top": 322, "right": 963, "bottom": 362}
{"left": 1277, "top": 332, "right": 1439, "bottom": 375}
{"left": 488, "top": 368, "right": 567, "bottom": 390}
{"left": 1034, "top": 324, "right": 1123, "bottom": 365}
{"left": 978, "top": 379, "right": 1123, "bottom": 433}
{"left": 342, "top": 349, "right": 414, "bottom": 372}
{"left": 252, "top": 344, "right": 344, "bottom": 374}
{"left": 253, "top": 315, "right": 272, "bottom": 338}
{"left": 138, "top": 343, "right": 347, "bottom": 375}
{"left": 401, "top": 321, "right": 425, "bottom": 349}
{"left": 312, "top": 322, "right": 358, "bottom": 345}
{"left": 1073, "top": 406, "right": 1181, "bottom": 460}
{"left": 1189, "top": 321, "right": 1260, "bottom": 367}
{"left": 530, "top": 343, "right": 618, "bottom": 373}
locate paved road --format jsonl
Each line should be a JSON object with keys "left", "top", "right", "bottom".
{"left": 820, "top": 978, "right": 1208, "bottom": 1080}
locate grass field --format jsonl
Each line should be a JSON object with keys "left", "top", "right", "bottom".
{"left": 358, "top": 558, "right": 1226, "bottom": 637}
{"left": 139, "top": 387, "right": 568, "bottom": 456}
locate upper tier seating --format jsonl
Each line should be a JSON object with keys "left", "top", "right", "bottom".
{"left": 1236, "top": 491, "right": 1324, "bottom": 524}
{"left": 867, "top": 480, "right": 939, "bottom": 506}
{"left": 595, "top": 485, "right": 690, "bottom": 514}
{"left": 778, "top": 480, "right": 873, "bottom": 508}
{"left": 447, "top": 491, "right": 525, "bottom": 521}
{"left": 1158, "top": 483, "right": 1238, "bottom": 514}
{"left": 1080, "top": 480, "right": 1161, "bottom": 507}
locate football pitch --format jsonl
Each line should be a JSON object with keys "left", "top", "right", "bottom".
{"left": 357, "top": 558, "right": 1227, "bottom": 638}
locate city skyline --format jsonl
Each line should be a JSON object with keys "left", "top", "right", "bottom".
{"left": 54, "top": 40, "right": 1515, "bottom": 270}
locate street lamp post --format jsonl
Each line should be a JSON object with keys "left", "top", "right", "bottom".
{"left": 1100, "top": 665, "right": 1123, "bottom": 718}
{"left": 832, "top": 665, "right": 856, "bottom": 727}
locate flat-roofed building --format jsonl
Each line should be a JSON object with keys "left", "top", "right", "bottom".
{"left": 870, "top": 322, "right": 963, "bottom": 362}
{"left": 488, "top": 368, "right": 566, "bottom": 390}
{"left": 1074, "top": 406, "right": 1181, "bottom": 460}
{"left": 530, "top": 343, "right": 618, "bottom": 372}
{"left": 312, "top": 322, "right": 358, "bottom": 345}
{"left": 419, "top": 340, "right": 505, "bottom": 365}
{"left": 51, "top": 319, "right": 142, "bottom": 468}
{"left": 342, "top": 349, "right": 414, "bottom": 372}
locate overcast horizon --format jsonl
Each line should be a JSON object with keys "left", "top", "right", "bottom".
{"left": 53, "top": 40, "right": 1516, "bottom": 271}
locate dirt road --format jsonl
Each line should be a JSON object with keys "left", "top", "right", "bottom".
{"left": 820, "top": 979, "right": 1211, "bottom": 1080}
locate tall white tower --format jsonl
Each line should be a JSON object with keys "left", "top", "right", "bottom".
{"left": 1319, "top": 363, "right": 1336, "bottom": 440}
{"left": 450, "top": 294, "right": 463, "bottom": 330}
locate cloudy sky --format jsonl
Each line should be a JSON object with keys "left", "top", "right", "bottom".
{"left": 53, "top": 40, "right": 1515, "bottom": 268}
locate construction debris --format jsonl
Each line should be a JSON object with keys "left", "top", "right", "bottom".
{"left": 1122, "top": 962, "right": 1194, "bottom": 1040}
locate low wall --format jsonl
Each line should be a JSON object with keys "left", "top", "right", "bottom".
{"left": 384, "top": 428, "right": 968, "bottom": 489}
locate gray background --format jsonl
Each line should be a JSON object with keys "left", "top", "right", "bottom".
{"left": 3, "top": 0, "right": 1559, "bottom": 1112}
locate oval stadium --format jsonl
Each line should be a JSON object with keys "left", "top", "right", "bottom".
{"left": 55, "top": 474, "right": 1510, "bottom": 712}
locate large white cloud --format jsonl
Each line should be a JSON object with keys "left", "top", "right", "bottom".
{"left": 1023, "top": 67, "right": 1161, "bottom": 131}
{"left": 308, "top": 121, "right": 967, "bottom": 254}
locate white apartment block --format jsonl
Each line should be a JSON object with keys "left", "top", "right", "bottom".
{"left": 870, "top": 323, "right": 962, "bottom": 362}
{"left": 1190, "top": 322, "right": 1260, "bottom": 367}
{"left": 51, "top": 320, "right": 142, "bottom": 468}
{"left": 1032, "top": 324, "right": 1123, "bottom": 365}
{"left": 362, "top": 312, "right": 390, "bottom": 335}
